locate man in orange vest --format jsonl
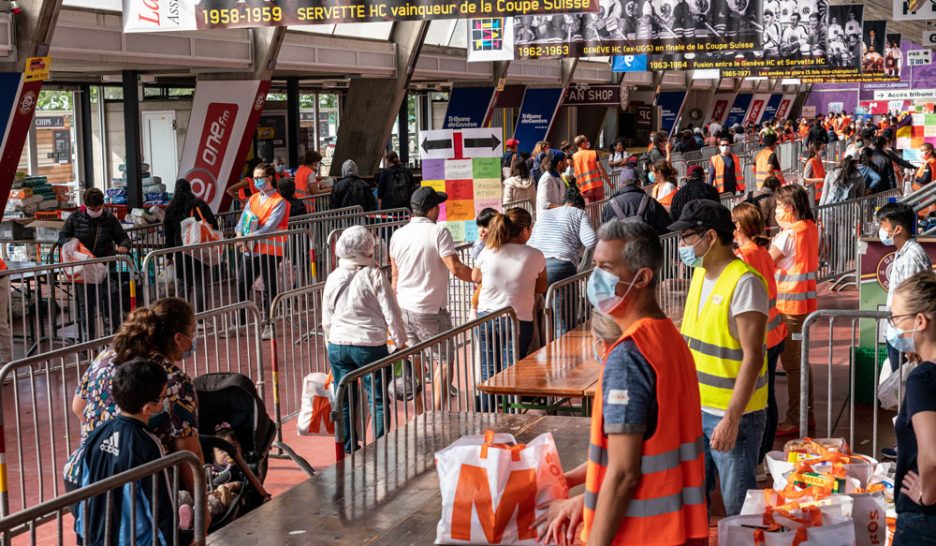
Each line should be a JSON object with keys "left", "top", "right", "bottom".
{"left": 754, "top": 133, "right": 786, "bottom": 190}
{"left": 0, "top": 256, "right": 9, "bottom": 362}
{"left": 572, "top": 135, "right": 609, "bottom": 204}
{"left": 709, "top": 136, "right": 744, "bottom": 194}
{"left": 534, "top": 220, "right": 707, "bottom": 546}
{"left": 233, "top": 162, "right": 291, "bottom": 339}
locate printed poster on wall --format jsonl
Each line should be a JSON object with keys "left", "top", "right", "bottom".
{"left": 512, "top": 0, "right": 764, "bottom": 58}
{"left": 707, "top": 93, "right": 736, "bottom": 126}
{"left": 760, "top": 94, "right": 784, "bottom": 123}
{"left": 657, "top": 91, "right": 686, "bottom": 134}
{"left": 419, "top": 128, "right": 504, "bottom": 243}
{"left": 0, "top": 73, "right": 44, "bottom": 219}
{"left": 443, "top": 87, "right": 497, "bottom": 130}
{"left": 467, "top": 18, "right": 515, "bottom": 62}
{"left": 611, "top": 54, "right": 649, "bottom": 72}
{"left": 744, "top": 94, "right": 771, "bottom": 126}
{"left": 885, "top": 33, "right": 903, "bottom": 79}
{"left": 725, "top": 93, "right": 753, "bottom": 128}
{"left": 892, "top": 0, "right": 936, "bottom": 21}
{"left": 512, "top": 88, "right": 564, "bottom": 154}
{"left": 123, "top": 0, "right": 597, "bottom": 32}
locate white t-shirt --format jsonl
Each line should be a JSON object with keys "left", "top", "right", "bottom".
{"left": 389, "top": 217, "right": 456, "bottom": 314}
{"left": 536, "top": 172, "right": 564, "bottom": 214}
{"left": 654, "top": 182, "right": 676, "bottom": 202}
{"left": 770, "top": 228, "right": 797, "bottom": 271}
{"left": 476, "top": 244, "right": 546, "bottom": 322}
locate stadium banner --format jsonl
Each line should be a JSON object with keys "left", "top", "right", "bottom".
{"left": 512, "top": 0, "right": 764, "bottom": 59}
{"left": 512, "top": 88, "right": 565, "bottom": 154}
{"left": 744, "top": 93, "right": 771, "bottom": 126}
{"left": 707, "top": 93, "right": 736, "bottom": 126}
{"left": 658, "top": 90, "right": 687, "bottom": 134}
{"left": 725, "top": 93, "right": 753, "bottom": 128}
{"left": 467, "top": 18, "right": 516, "bottom": 62}
{"left": 761, "top": 93, "right": 784, "bottom": 122}
{"left": 775, "top": 94, "right": 795, "bottom": 119}
{"left": 611, "top": 54, "right": 649, "bottom": 71}
{"left": 444, "top": 87, "right": 498, "bottom": 130}
{"left": 177, "top": 80, "right": 271, "bottom": 212}
{"left": 0, "top": 73, "right": 43, "bottom": 220}
{"left": 123, "top": 0, "right": 598, "bottom": 32}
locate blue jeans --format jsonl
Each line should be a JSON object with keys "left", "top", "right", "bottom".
{"left": 760, "top": 342, "right": 785, "bottom": 461}
{"left": 327, "top": 343, "right": 388, "bottom": 453}
{"left": 702, "top": 409, "right": 766, "bottom": 516}
{"left": 895, "top": 512, "right": 936, "bottom": 545}
{"left": 476, "top": 311, "right": 534, "bottom": 412}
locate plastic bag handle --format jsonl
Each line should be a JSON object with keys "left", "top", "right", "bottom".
{"left": 480, "top": 430, "right": 526, "bottom": 461}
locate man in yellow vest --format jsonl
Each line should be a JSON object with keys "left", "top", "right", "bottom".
{"left": 534, "top": 220, "right": 707, "bottom": 546}
{"left": 754, "top": 133, "right": 786, "bottom": 189}
{"left": 572, "top": 135, "right": 609, "bottom": 204}
{"left": 671, "top": 200, "right": 769, "bottom": 516}
{"left": 233, "top": 162, "right": 291, "bottom": 339}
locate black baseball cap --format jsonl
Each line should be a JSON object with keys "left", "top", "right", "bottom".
{"left": 411, "top": 186, "right": 448, "bottom": 212}
{"left": 668, "top": 200, "right": 734, "bottom": 235}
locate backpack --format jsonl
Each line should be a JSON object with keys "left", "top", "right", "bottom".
{"left": 386, "top": 168, "right": 410, "bottom": 207}
{"left": 635, "top": 152, "right": 653, "bottom": 185}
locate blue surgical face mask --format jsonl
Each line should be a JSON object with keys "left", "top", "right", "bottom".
{"left": 254, "top": 177, "right": 267, "bottom": 191}
{"left": 587, "top": 267, "right": 638, "bottom": 315}
{"left": 593, "top": 340, "right": 605, "bottom": 363}
{"left": 879, "top": 226, "right": 895, "bottom": 246}
{"left": 648, "top": 172, "right": 656, "bottom": 183}
{"left": 180, "top": 334, "right": 197, "bottom": 360}
{"left": 886, "top": 322, "right": 916, "bottom": 354}
{"left": 678, "top": 245, "right": 702, "bottom": 268}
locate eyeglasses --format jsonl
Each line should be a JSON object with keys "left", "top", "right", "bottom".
{"left": 678, "top": 230, "right": 706, "bottom": 245}
{"left": 886, "top": 313, "right": 916, "bottom": 328}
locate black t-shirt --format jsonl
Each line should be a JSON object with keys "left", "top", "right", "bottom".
{"left": 895, "top": 361, "right": 936, "bottom": 515}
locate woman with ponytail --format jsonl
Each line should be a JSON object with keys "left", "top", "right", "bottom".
{"left": 63, "top": 297, "right": 205, "bottom": 497}
{"left": 472, "top": 208, "right": 547, "bottom": 410}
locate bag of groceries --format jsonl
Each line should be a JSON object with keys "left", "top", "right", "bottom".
{"left": 61, "top": 238, "right": 108, "bottom": 284}
{"left": 720, "top": 506, "right": 856, "bottom": 546}
{"left": 297, "top": 372, "right": 335, "bottom": 436}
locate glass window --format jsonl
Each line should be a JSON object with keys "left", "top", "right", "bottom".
{"left": 333, "top": 22, "right": 394, "bottom": 40}
{"left": 425, "top": 20, "right": 457, "bottom": 46}
{"left": 447, "top": 19, "right": 469, "bottom": 48}
{"left": 319, "top": 94, "right": 340, "bottom": 170}
{"left": 33, "top": 90, "right": 78, "bottom": 185}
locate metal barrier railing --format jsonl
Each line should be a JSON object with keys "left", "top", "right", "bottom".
{"left": 742, "top": 161, "right": 756, "bottom": 191}
{"left": 448, "top": 242, "right": 477, "bottom": 327}
{"left": 585, "top": 199, "right": 606, "bottom": 230}
{"left": 123, "top": 223, "right": 166, "bottom": 270}
{"left": 658, "top": 232, "right": 691, "bottom": 323}
{"left": 543, "top": 269, "right": 592, "bottom": 343}
{"left": 323, "top": 220, "right": 410, "bottom": 276}
{"left": 0, "top": 450, "right": 206, "bottom": 545}
{"left": 216, "top": 210, "right": 242, "bottom": 238}
{"left": 141, "top": 229, "right": 315, "bottom": 319}
{"left": 299, "top": 192, "right": 332, "bottom": 214}
{"left": 700, "top": 146, "right": 717, "bottom": 160}
{"left": 2, "top": 256, "right": 138, "bottom": 360}
{"left": 0, "top": 302, "right": 263, "bottom": 517}
{"left": 799, "top": 310, "right": 895, "bottom": 458}
{"left": 503, "top": 199, "right": 535, "bottom": 221}
{"left": 331, "top": 307, "right": 520, "bottom": 459}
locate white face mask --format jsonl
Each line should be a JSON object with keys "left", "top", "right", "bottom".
{"left": 719, "top": 145, "right": 730, "bottom": 154}
{"left": 86, "top": 208, "right": 103, "bottom": 218}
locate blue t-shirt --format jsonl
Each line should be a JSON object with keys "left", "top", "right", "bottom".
{"left": 601, "top": 340, "right": 658, "bottom": 437}
{"left": 76, "top": 415, "right": 175, "bottom": 546}
{"left": 895, "top": 362, "right": 936, "bottom": 516}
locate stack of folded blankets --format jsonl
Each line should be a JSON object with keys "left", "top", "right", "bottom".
{"left": 109, "top": 163, "right": 170, "bottom": 206}
{"left": 6, "top": 175, "right": 59, "bottom": 216}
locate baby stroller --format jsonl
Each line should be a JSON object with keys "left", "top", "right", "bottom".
{"left": 193, "top": 372, "right": 276, "bottom": 532}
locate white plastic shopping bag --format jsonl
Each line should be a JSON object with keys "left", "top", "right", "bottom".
{"left": 741, "top": 488, "right": 854, "bottom": 519}
{"left": 850, "top": 491, "right": 887, "bottom": 546}
{"left": 878, "top": 360, "right": 918, "bottom": 410}
{"left": 181, "top": 208, "right": 224, "bottom": 266}
{"left": 297, "top": 372, "right": 335, "bottom": 436}
{"left": 719, "top": 508, "right": 857, "bottom": 546}
{"left": 61, "top": 238, "right": 108, "bottom": 284}
{"left": 434, "top": 430, "right": 569, "bottom": 545}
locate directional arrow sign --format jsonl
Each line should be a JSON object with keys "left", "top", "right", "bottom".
{"left": 460, "top": 128, "right": 503, "bottom": 158}
{"left": 420, "top": 130, "right": 454, "bottom": 159}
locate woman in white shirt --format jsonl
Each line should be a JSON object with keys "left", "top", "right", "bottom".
{"left": 536, "top": 152, "right": 568, "bottom": 216}
{"left": 649, "top": 159, "right": 678, "bottom": 211}
{"left": 608, "top": 139, "right": 630, "bottom": 181}
{"left": 502, "top": 157, "right": 537, "bottom": 206}
{"left": 322, "top": 225, "right": 407, "bottom": 453}
{"left": 472, "top": 208, "right": 547, "bottom": 409}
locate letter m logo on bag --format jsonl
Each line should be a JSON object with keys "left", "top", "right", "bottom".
{"left": 449, "top": 464, "right": 537, "bottom": 543}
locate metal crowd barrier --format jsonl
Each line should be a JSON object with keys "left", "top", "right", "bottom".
{"left": 448, "top": 243, "right": 477, "bottom": 327}
{"left": 216, "top": 210, "right": 242, "bottom": 238}
{"left": 141, "top": 229, "right": 315, "bottom": 319}
{"left": 700, "top": 146, "right": 717, "bottom": 160}
{"left": 719, "top": 193, "right": 746, "bottom": 211}
{"left": 299, "top": 192, "right": 332, "bottom": 214}
{"left": 544, "top": 269, "right": 592, "bottom": 343}
{"left": 2, "top": 256, "right": 138, "bottom": 361}
{"left": 332, "top": 307, "right": 520, "bottom": 460}
{"left": 799, "top": 309, "right": 895, "bottom": 458}
{"left": 658, "top": 232, "right": 691, "bottom": 323}
{"left": 323, "top": 220, "right": 409, "bottom": 276}
{"left": 0, "top": 302, "right": 265, "bottom": 517}
{"left": 743, "top": 161, "right": 756, "bottom": 191}
{"left": 0, "top": 451, "right": 207, "bottom": 545}
{"left": 503, "top": 199, "right": 535, "bottom": 221}
{"left": 585, "top": 199, "right": 606, "bottom": 230}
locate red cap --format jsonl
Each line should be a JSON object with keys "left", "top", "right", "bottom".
{"left": 687, "top": 165, "right": 705, "bottom": 178}
{"left": 505, "top": 138, "right": 520, "bottom": 148}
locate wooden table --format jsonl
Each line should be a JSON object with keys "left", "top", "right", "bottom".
{"left": 478, "top": 327, "right": 601, "bottom": 415}
{"left": 208, "top": 413, "right": 590, "bottom": 545}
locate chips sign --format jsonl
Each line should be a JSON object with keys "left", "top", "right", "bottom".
{"left": 123, "top": 0, "right": 596, "bottom": 32}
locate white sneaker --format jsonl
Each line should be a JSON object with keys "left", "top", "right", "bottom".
{"left": 261, "top": 325, "right": 274, "bottom": 340}
{"left": 756, "top": 462, "right": 768, "bottom": 483}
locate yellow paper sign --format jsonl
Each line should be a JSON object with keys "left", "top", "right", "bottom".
{"left": 24, "top": 57, "right": 51, "bottom": 82}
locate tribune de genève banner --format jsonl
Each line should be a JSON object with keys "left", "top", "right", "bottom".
{"left": 123, "top": 0, "right": 596, "bottom": 32}
{"left": 512, "top": 0, "right": 765, "bottom": 58}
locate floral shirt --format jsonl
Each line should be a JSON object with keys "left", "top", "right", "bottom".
{"left": 63, "top": 348, "right": 198, "bottom": 484}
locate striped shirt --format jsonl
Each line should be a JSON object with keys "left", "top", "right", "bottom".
{"left": 528, "top": 206, "right": 598, "bottom": 264}
{"left": 884, "top": 238, "right": 933, "bottom": 338}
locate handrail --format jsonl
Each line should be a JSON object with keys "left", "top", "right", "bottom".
{"left": 543, "top": 269, "right": 592, "bottom": 343}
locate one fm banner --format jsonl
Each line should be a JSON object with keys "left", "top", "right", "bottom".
{"left": 513, "top": 0, "right": 764, "bottom": 58}
{"left": 123, "top": 0, "right": 596, "bottom": 32}
{"left": 177, "top": 80, "right": 271, "bottom": 212}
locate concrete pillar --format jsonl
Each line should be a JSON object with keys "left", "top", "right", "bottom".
{"left": 286, "top": 77, "right": 300, "bottom": 168}
{"left": 122, "top": 70, "right": 143, "bottom": 209}
{"left": 329, "top": 21, "right": 429, "bottom": 177}
{"left": 79, "top": 84, "right": 94, "bottom": 188}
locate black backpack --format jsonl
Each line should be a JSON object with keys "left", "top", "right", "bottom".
{"left": 635, "top": 152, "right": 653, "bottom": 185}
{"left": 387, "top": 168, "right": 410, "bottom": 206}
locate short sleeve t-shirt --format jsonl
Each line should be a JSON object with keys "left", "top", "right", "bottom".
{"left": 698, "top": 271, "right": 770, "bottom": 340}
{"left": 601, "top": 340, "right": 658, "bottom": 437}
{"left": 389, "top": 217, "right": 457, "bottom": 314}
{"left": 476, "top": 243, "right": 546, "bottom": 322}
{"left": 895, "top": 362, "right": 936, "bottom": 516}
{"left": 771, "top": 228, "right": 797, "bottom": 271}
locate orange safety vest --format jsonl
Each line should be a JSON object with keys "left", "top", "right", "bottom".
{"left": 582, "top": 317, "right": 707, "bottom": 546}
{"left": 0, "top": 257, "right": 6, "bottom": 272}
{"left": 805, "top": 156, "right": 826, "bottom": 202}
{"left": 710, "top": 154, "right": 742, "bottom": 193}
{"left": 775, "top": 220, "right": 819, "bottom": 315}
{"left": 247, "top": 192, "right": 290, "bottom": 256}
{"left": 737, "top": 242, "right": 789, "bottom": 348}
{"left": 294, "top": 164, "right": 315, "bottom": 198}
{"left": 652, "top": 182, "right": 675, "bottom": 207}
{"left": 913, "top": 158, "right": 936, "bottom": 190}
{"left": 754, "top": 148, "right": 778, "bottom": 189}
{"left": 880, "top": 119, "right": 890, "bottom": 131}
{"left": 573, "top": 149, "right": 604, "bottom": 196}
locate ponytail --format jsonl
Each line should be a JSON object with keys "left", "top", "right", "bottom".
{"left": 485, "top": 207, "right": 533, "bottom": 250}
{"left": 112, "top": 297, "right": 194, "bottom": 363}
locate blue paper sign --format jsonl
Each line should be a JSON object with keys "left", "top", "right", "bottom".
{"left": 725, "top": 94, "right": 754, "bottom": 128}
{"left": 611, "top": 55, "right": 648, "bottom": 72}
{"left": 761, "top": 94, "right": 784, "bottom": 123}
{"left": 443, "top": 87, "right": 496, "bottom": 130}
{"left": 512, "top": 88, "right": 564, "bottom": 154}
{"left": 657, "top": 91, "right": 686, "bottom": 134}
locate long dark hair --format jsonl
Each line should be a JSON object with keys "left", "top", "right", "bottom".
{"left": 833, "top": 156, "right": 859, "bottom": 188}
{"left": 486, "top": 208, "right": 533, "bottom": 250}
{"left": 166, "top": 179, "right": 199, "bottom": 223}
{"left": 113, "top": 297, "right": 194, "bottom": 364}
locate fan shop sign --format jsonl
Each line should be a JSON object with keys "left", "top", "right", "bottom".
{"left": 563, "top": 85, "right": 622, "bottom": 107}
{"left": 123, "top": 0, "right": 596, "bottom": 32}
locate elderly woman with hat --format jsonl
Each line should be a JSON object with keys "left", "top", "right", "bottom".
{"left": 322, "top": 225, "right": 407, "bottom": 453}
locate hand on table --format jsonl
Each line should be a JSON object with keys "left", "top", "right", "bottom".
{"left": 533, "top": 495, "right": 584, "bottom": 546}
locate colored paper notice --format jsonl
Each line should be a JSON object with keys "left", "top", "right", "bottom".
{"left": 474, "top": 178, "right": 502, "bottom": 201}
{"left": 446, "top": 200, "right": 476, "bottom": 222}
{"left": 464, "top": 221, "right": 479, "bottom": 241}
{"left": 437, "top": 202, "right": 447, "bottom": 222}
{"left": 422, "top": 179, "right": 446, "bottom": 192}
{"left": 474, "top": 198, "right": 501, "bottom": 215}
{"left": 925, "top": 124, "right": 936, "bottom": 138}
{"left": 446, "top": 180, "right": 475, "bottom": 201}
{"left": 24, "top": 57, "right": 51, "bottom": 82}
{"left": 444, "top": 221, "right": 466, "bottom": 242}
{"left": 897, "top": 137, "right": 912, "bottom": 149}
{"left": 445, "top": 159, "right": 473, "bottom": 180}
{"left": 421, "top": 159, "right": 446, "bottom": 180}
{"left": 472, "top": 157, "right": 501, "bottom": 180}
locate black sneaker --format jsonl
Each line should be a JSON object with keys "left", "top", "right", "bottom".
{"left": 881, "top": 446, "right": 898, "bottom": 459}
